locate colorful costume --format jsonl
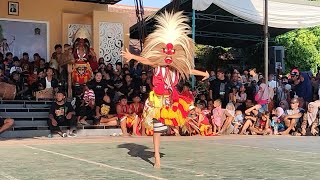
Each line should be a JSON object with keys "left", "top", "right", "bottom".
{"left": 70, "top": 28, "right": 95, "bottom": 85}
{"left": 140, "top": 11, "right": 195, "bottom": 133}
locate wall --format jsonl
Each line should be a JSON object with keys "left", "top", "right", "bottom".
{"left": 0, "top": 0, "right": 107, "bottom": 57}
{"left": 93, "top": 10, "right": 130, "bottom": 63}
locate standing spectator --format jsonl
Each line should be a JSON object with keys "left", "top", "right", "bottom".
{"left": 52, "top": 44, "right": 63, "bottom": 68}
{"left": 249, "top": 68, "right": 259, "bottom": 82}
{"left": 230, "top": 72, "right": 241, "bottom": 89}
{"left": 254, "top": 83, "right": 269, "bottom": 112}
{"left": 4, "top": 52, "right": 13, "bottom": 77}
{"left": 32, "top": 53, "right": 41, "bottom": 70}
{"left": 48, "top": 91, "right": 77, "bottom": 138}
{"left": 290, "top": 69, "right": 312, "bottom": 107}
{"left": 209, "top": 68, "right": 231, "bottom": 107}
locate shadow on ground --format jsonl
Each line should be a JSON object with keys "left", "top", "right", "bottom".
{"left": 118, "top": 143, "right": 165, "bottom": 166}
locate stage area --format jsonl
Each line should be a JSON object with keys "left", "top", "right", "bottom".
{"left": 1, "top": 136, "right": 320, "bottom": 179}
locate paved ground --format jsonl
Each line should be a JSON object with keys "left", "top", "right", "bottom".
{"left": 1, "top": 135, "right": 320, "bottom": 180}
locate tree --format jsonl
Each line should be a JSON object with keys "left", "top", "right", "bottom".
{"left": 276, "top": 26, "right": 320, "bottom": 73}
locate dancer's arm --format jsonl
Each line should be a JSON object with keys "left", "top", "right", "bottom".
{"left": 190, "top": 69, "right": 209, "bottom": 81}
{"left": 121, "top": 48, "right": 156, "bottom": 67}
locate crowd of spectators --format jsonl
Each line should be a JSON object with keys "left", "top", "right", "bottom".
{"left": 1, "top": 44, "right": 320, "bottom": 137}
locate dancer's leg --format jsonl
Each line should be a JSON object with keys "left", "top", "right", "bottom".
{"left": 153, "top": 132, "right": 161, "bottom": 168}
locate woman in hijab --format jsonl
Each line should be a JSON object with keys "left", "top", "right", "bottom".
{"left": 301, "top": 102, "right": 319, "bottom": 136}
{"left": 254, "top": 83, "right": 269, "bottom": 112}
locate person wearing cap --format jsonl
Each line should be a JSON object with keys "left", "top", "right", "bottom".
{"left": 290, "top": 68, "right": 312, "bottom": 107}
{"left": 209, "top": 68, "right": 231, "bottom": 107}
{"left": 280, "top": 98, "right": 304, "bottom": 135}
{"left": 48, "top": 91, "right": 77, "bottom": 138}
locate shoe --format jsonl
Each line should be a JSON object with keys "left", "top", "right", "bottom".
{"left": 68, "top": 133, "right": 77, "bottom": 137}
{"left": 48, "top": 134, "right": 53, "bottom": 138}
{"left": 62, "top": 133, "right": 67, "bottom": 138}
{"left": 79, "top": 120, "right": 90, "bottom": 125}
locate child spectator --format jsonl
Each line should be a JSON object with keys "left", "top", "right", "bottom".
{"left": 250, "top": 111, "right": 272, "bottom": 135}
{"left": 229, "top": 86, "right": 238, "bottom": 105}
{"left": 236, "top": 85, "right": 247, "bottom": 109}
{"left": 187, "top": 106, "right": 212, "bottom": 136}
{"left": 196, "top": 94, "right": 208, "bottom": 107}
{"left": 232, "top": 110, "right": 244, "bottom": 134}
{"left": 212, "top": 99, "right": 223, "bottom": 135}
{"left": 130, "top": 94, "right": 144, "bottom": 135}
{"left": 271, "top": 107, "right": 286, "bottom": 135}
{"left": 116, "top": 95, "right": 137, "bottom": 136}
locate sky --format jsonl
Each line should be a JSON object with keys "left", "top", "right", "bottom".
{"left": 118, "top": 0, "right": 171, "bottom": 8}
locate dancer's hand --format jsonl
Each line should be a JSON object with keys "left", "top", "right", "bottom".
{"left": 202, "top": 71, "right": 209, "bottom": 81}
{"left": 121, "top": 48, "right": 133, "bottom": 63}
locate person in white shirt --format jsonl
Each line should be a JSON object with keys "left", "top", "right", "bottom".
{"left": 9, "top": 59, "right": 22, "bottom": 75}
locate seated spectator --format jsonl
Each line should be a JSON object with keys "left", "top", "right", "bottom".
{"left": 116, "top": 95, "right": 138, "bottom": 136}
{"left": 211, "top": 99, "right": 223, "bottom": 135}
{"left": 129, "top": 94, "right": 144, "bottom": 135}
{"left": 301, "top": 102, "right": 319, "bottom": 136}
{"left": 280, "top": 98, "right": 304, "bottom": 135}
{"left": 196, "top": 94, "right": 208, "bottom": 107}
{"left": 47, "top": 91, "right": 77, "bottom": 138}
{"left": 239, "top": 104, "right": 261, "bottom": 135}
{"left": 187, "top": 105, "right": 212, "bottom": 136}
{"left": 39, "top": 68, "right": 58, "bottom": 90}
{"left": 77, "top": 86, "right": 94, "bottom": 125}
{"left": 271, "top": 107, "right": 286, "bottom": 135}
{"left": 119, "top": 74, "right": 134, "bottom": 101}
{"left": 88, "top": 72, "right": 108, "bottom": 107}
{"left": 0, "top": 69, "right": 9, "bottom": 82}
{"left": 279, "top": 100, "right": 289, "bottom": 111}
{"left": 96, "top": 94, "right": 127, "bottom": 137}
{"left": 9, "top": 71, "right": 29, "bottom": 100}
{"left": 232, "top": 110, "right": 244, "bottom": 134}
{"left": 4, "top": 52, "right": 13, "bottom": 77}
{"left": 9, "top": 57, "right": 22, "bottom": 75}
{"left": 249, "top": 111, "right": 272, "bottom": 135}
{"left": 229, "top": 86, "right": 238, "bottom": 104}
{"left": 0, "top": 117, "right": 14, "bottom": 134}
{"left": 181, "top": 83, "right": 194, "bottom": 101}
{"left": 220, "top": 103, "right": 235, "bottom": 134}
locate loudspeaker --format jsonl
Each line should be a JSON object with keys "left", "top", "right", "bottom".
{"left": 269, "top": 46, "right": 285, "bottom": 74}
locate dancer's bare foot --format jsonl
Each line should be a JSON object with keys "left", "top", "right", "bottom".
{"left": 154, "top": 153, "right": 161, "bottom": 169}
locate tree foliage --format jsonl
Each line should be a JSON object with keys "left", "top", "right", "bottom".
{"left": 276, "top": 26, "right": 320, "bottom": 73}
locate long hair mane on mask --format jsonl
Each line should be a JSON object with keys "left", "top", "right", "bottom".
{"left": 141, "top": 11, "right": 195, "bottom": 80}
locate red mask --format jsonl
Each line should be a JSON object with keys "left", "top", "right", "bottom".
{"left": 163, "top": 43, "right": 175, "bottom": 64}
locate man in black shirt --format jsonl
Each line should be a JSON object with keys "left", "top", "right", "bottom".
{"left": 209, "top": 68, "right": 231, "bottom": 107}
{"left": 48, "top": 91, "right": 77, "bottom": 137}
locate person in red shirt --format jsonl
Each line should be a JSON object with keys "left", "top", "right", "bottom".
{"left": 130, "top": 94, "right": 144, "bottom": 135}
{"left": 116, "top": 95, "right": 138, "bottom": 136}
{"left": 180, "top": 83, "right": 194, "bottom": 101}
